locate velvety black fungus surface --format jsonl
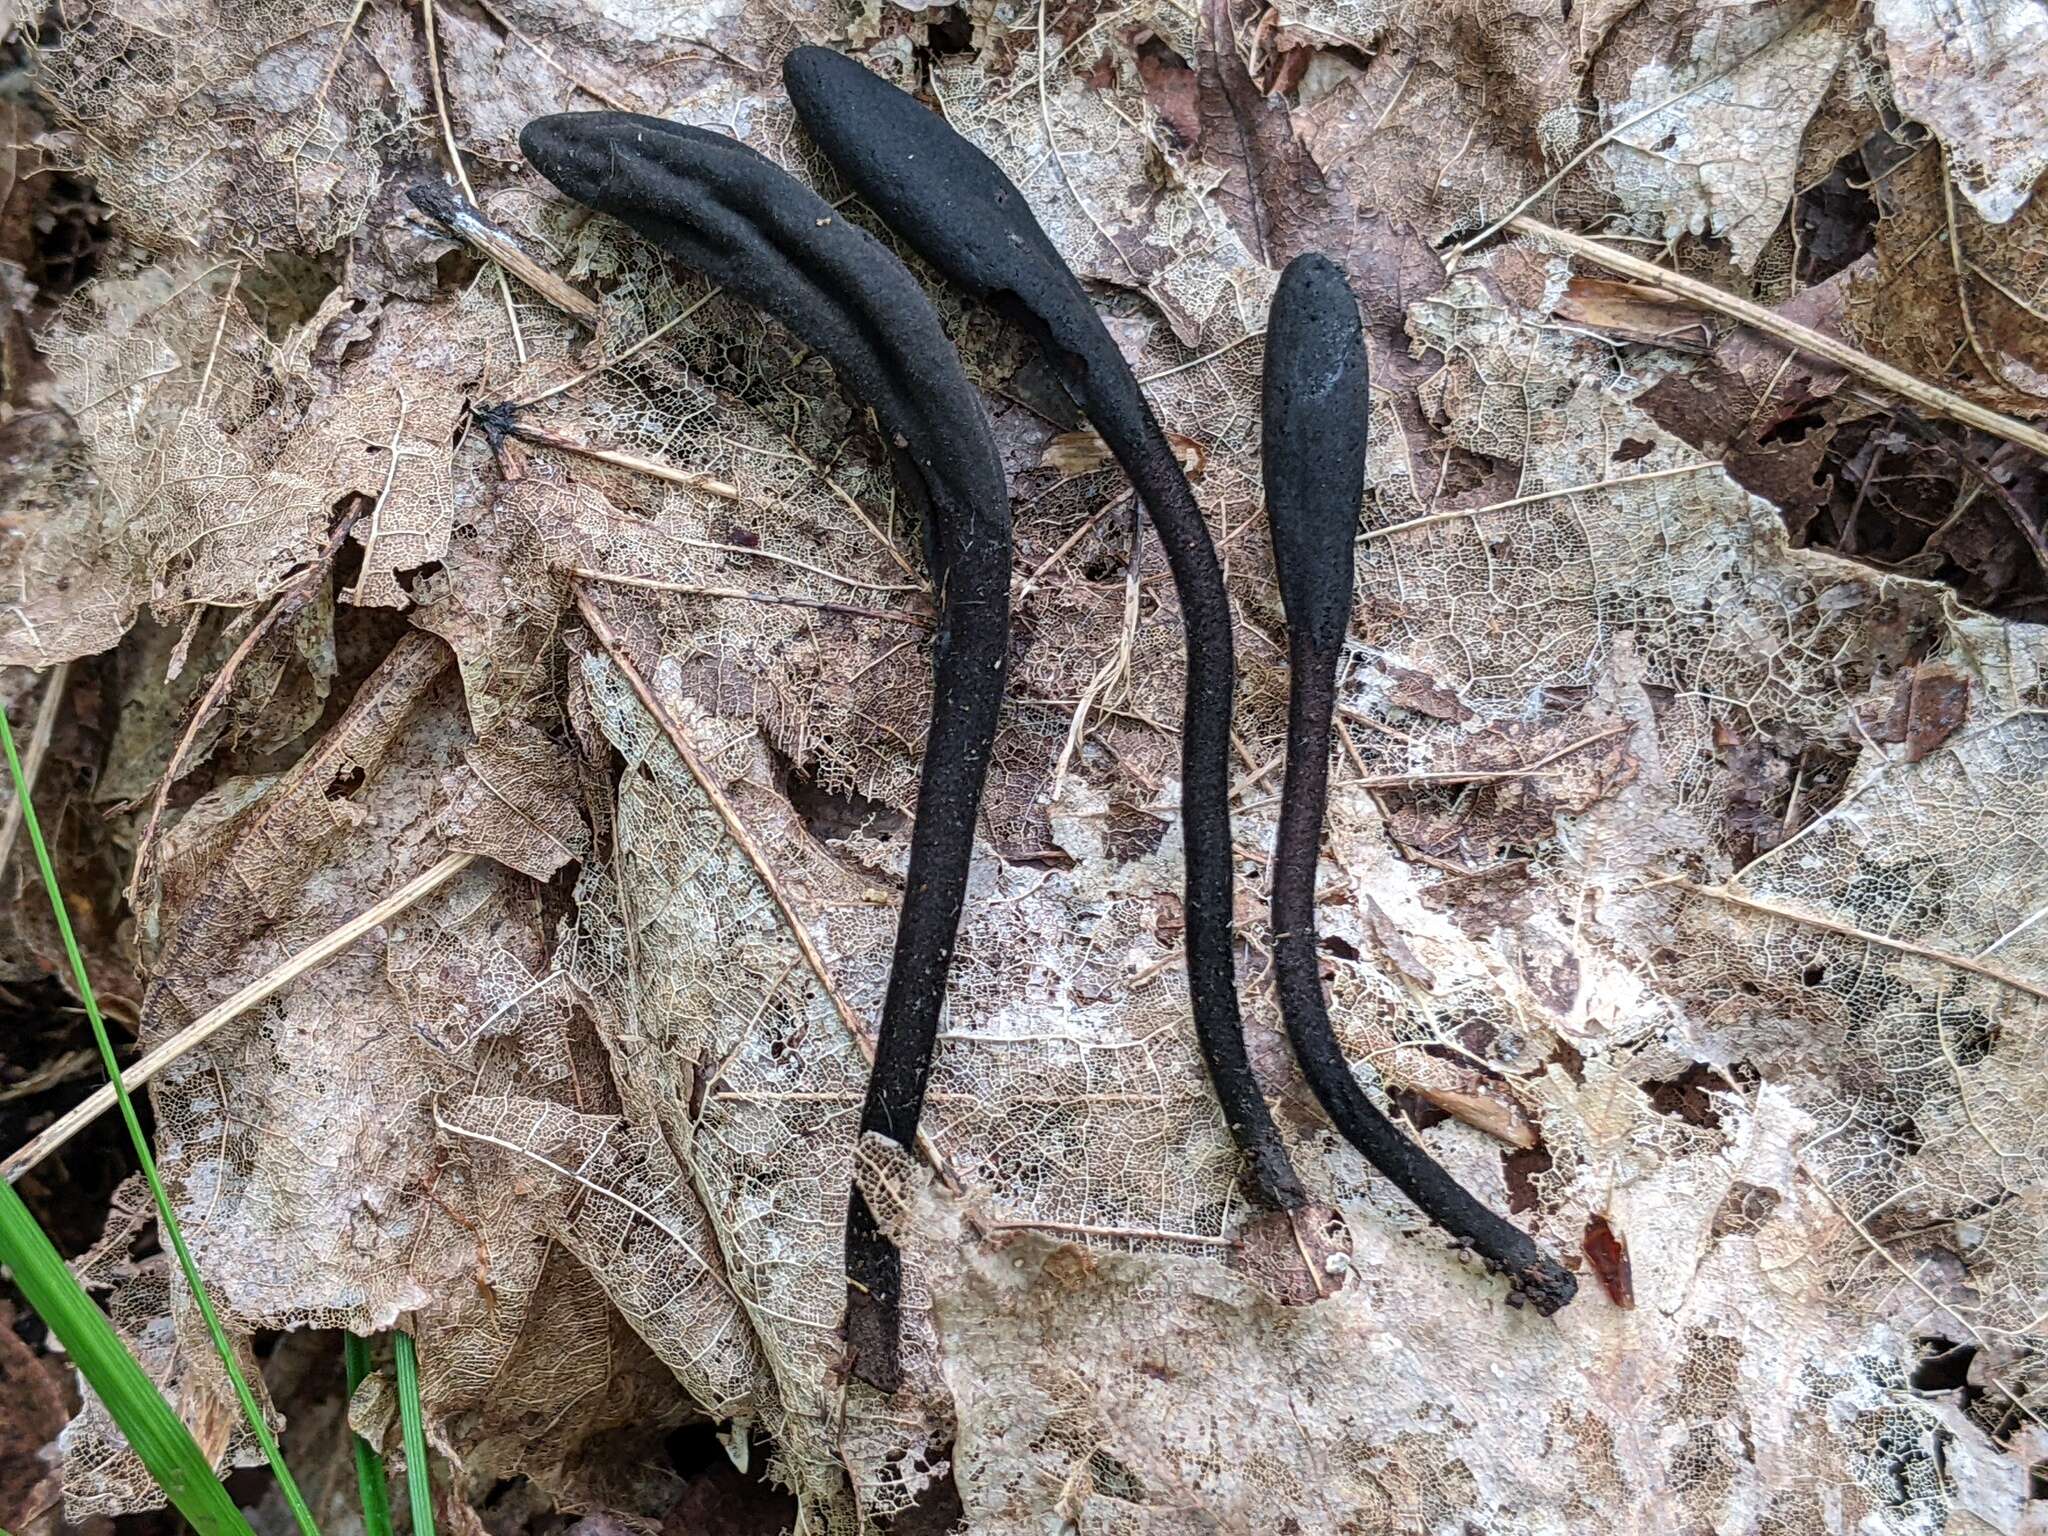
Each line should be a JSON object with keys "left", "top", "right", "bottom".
{"left": 521, "top": 112, "right": 1014, "bottom": 1386}
{"left": 1264, "top": 254, "right": 1576, "bottom": 1315}
{"left": 784, "top": 47, "right": 1309, "bottom": 1215}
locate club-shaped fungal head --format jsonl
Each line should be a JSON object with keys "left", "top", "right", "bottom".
{"left": 783, "top": 47, "right": 1088, "bottom": 332}
{"left": 1263, "top": 253, "right": 1369, "bottom": 658}
{"left": 520, "top": 110, "right": 858, "bottom": 326}
{"left": 519, "top": 110, "right": 834, "bottom": 334}
{"left": 519, "top": 112, "right": 749, "bottom": 278}
{"left": 518, "top": 110, "right": 1008, "bottom": 583}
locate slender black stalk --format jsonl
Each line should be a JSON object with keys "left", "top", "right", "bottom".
{"left": 1263, "top": 254, "right": 1576, "bottom": 1315}
{"left": 521, "top": 114, "right": 1014, "bottom": 1386}
{"left": 785, "top": 47, "right": 1309, "bottom": 1214}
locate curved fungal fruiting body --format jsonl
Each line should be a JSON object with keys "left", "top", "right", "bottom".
{"left": 521, "top": 113, "right": 1014, "bottom": 1386}
{"left": 784, "top": 46, "right": 1310, "bottom": 1215}
{"left": 1263, "top": 253, "right": 1576, "bottom": 1315}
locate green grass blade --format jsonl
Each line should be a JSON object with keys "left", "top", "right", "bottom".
{"left": 0, "top": 701, "right": 321, "bottom": 1536}
{"left": 391, "top": 1332, "right": 434, "bottom": 1536}
{"left": 0, "top": 1180, "right": 254, "bottom": 1536}
{"left": 344, "top": 1335, "right": 395, "bottom": 1536}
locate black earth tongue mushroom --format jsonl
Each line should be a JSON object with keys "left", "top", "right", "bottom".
{"left": 784, "top": 46, "right": 1312, "bottom": 1218}
{"left": 1263, "top": 253, "right": 1578, "bottom": 1316}
{"left": 519, "top": 112, "right": 1014, "bottom": 1388}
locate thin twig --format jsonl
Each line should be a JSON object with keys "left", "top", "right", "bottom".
{"left": 498, "top": 415, "right": 739, "bottom": 497}
{"left": 1968, "top": 260, "right": 2048, "bottom": 327}
{"left": 1136, "top": 330, "right": 1264, "bottom": 385}
{"left": 188, "top": 264, "right": 243, "bottom": 417}
{"left": 1051, "top": 500, "right": 1143, "bottom": 800}
{"left": 1125, "top": 947, "right": 1185, "bottom": 990}
{"left": 1359, "top": 461, "right": 1723, "bottom": 543}
{"left": 1455, "top": 9, "right": 1823, "bottom": 257}
{"left": 469, "top": 0, "right": 645, "bottom": 110}
{"left": 509, "top": 294, "right": 718, "bottom": 409}
{"left": 1016, "top": 490, "right": 1132, "bottom": 598}
{"left": 1029, "top": 0, "right": 1142, "bottom": 285}
{"left": 1297, "top": 720, "right": 1631, "bottom": 805}
{"left": 409, "top": 180, "right": 599, "bottom": 325}
{"left": 565, "top": 567, "right": 932, "bottom": 628}
{"left": 1863, "top": 398, "right": 2048, "bottom": 580}
{"left": 662, "top": 538, "right": 924, "bottom": 594}
{"left": 127, "top": 507, "right": 363, "bottom": 905}
{"left": 0, "top": 663, "right": 68, "bottom": 883}
{"left": 1938, "top": 145, "right": 2003, "bottom": 390}
{"left": 1240, "top": 757, "right": 1608, "bottom": 811}
{"left": 1232, "top": 747, "right": 1283, "bottom": 803}
{"left": 3, "top": 853, "right": 477, "bottom": 1183}
{"left": 501, "top": 191, "right": 860, "bottom": 409}
{"left": 0, "top": 1047, "right": 96, "bottom": 1104}
{"left": 988, "top": 1216, "right": 1237, "bottom": 1247}
{"left": 1504, "top": 216, "right": 2048, "bottom": 458}
{"left": 431, "top": 1109, "right": 801, "bottom": 1323}
{"left": 421, "top": 0, "right": 525, "bottom": 362}
{"left": 1662, "top": 872, "right": 2048, "bottom": 1006}
{"left": 311, "top": 0, "right": 372, "bottom": 116}
{"left": 1798, "top": 1136, "right": 2048, "bottom": 1435}
{"left": 782, "top": 438, "right": 923, "bottom": 584}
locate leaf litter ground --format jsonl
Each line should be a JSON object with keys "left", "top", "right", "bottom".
{"left": 2, "top": 0, "right": 2048, "bottom": 1530}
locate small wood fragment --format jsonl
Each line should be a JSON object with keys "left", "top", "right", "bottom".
{"left": 409, "top": 179, "right": 601, "bottom": 325}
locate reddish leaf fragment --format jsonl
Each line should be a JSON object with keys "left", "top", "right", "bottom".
{"left": 1135, "top": 36, "right": 1202, "bottom": 146}
{"left": 1861, "top": 663, "right": 1972, "bottom": 763}
{"left": 1583, "top": 1213, "right": 1634, "bottom": 1308}
{"left": 1192, "top": 0, "right": 1345, "bottom": 268}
